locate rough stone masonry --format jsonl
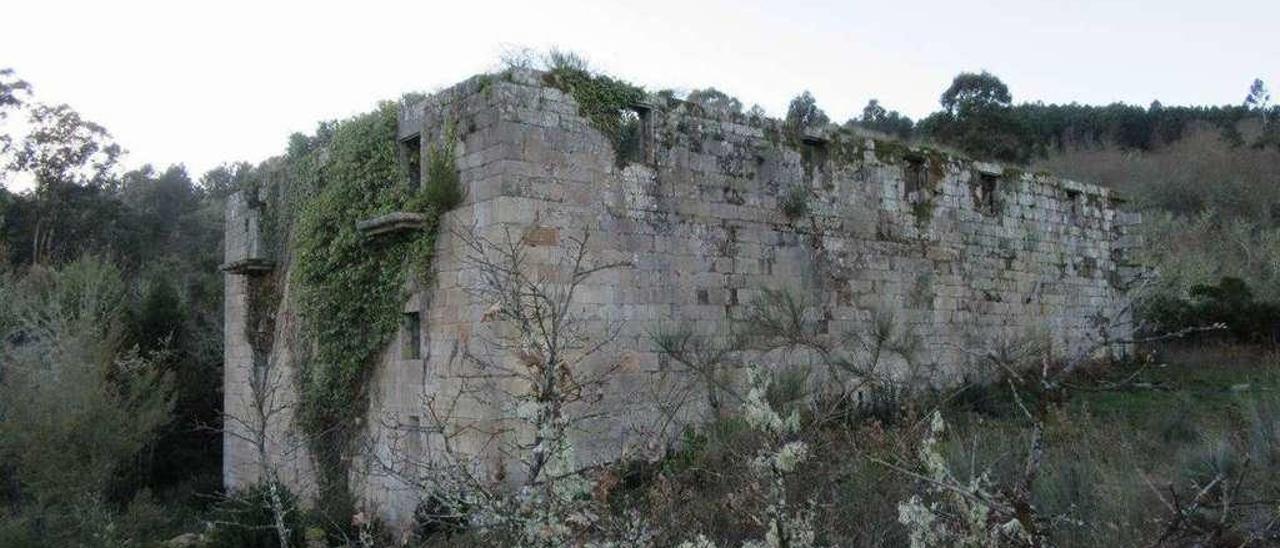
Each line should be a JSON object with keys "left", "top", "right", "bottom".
{"left": 223, "top": 69, "right": 1142, "bottom": 526}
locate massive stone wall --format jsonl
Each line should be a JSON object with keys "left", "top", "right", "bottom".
{"left": 222, "top": 192, "right": 315, "bottom": 501}
{"left": 223, "top": 69, "right": 1142, "bottom": 526}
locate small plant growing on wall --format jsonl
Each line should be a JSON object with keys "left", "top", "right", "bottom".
{"left": 780, "top": 186, "right": 810, "bottom": 221}
{"left": 421, "top": 130, "right": 465, "bottom": 212}
{"left": 540, "top": 49, "right": 647, "bottom": 167}
{"left": 911, "top": 198, "right": 935, "bottom": 229}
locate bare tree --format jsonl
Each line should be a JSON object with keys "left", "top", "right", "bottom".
{"left": 374, "top": 225, "right": 632, "bottom": 545}
{"left": 739, "top": 289, "right": 924, "bottom": 422}
{"left": 650, "top": 322, "right": 742, "bottom": 418}
{"left": 220, "top": 275, "right": 304, "bottom": 547}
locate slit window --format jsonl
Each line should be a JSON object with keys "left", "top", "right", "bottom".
{"left": 401, "top": 311, "right": 421, "bottom": 359}
{"left": 1066, "top": 190, "right": 1082, "bottom": 224}
{"left": 975, "top": 173, "right": 999, "bottom": 215}
{"left": 401, "top": 135, "right": 422, "bottom": 190}
{"left": 406, "top": 415, "right": 422, "bottom": 455}
{"left": 904, "top": 156, "right": 927, "bottom": 199}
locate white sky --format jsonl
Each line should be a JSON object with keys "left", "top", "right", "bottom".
{"left": 2, "top": 0, "right": 1276, "bottom": 186}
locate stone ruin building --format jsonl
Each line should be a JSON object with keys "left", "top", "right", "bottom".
{"left": 222, "top": 69, "right": 1143, "bottom": 526}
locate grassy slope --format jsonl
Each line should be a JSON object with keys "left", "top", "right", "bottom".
{"left": 943, "top": 344, "right": 1280, "bottom": 546}
{"left": 593, "top": 344, "right": 1280, "bottom": 547}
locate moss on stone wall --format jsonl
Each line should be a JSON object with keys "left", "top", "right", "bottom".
{"left": 543, "top": 66, "right": 645, "bottom": 166}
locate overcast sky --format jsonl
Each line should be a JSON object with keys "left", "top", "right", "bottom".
{"left": 2, "top": 0, "right": 1276, "bottom": 186}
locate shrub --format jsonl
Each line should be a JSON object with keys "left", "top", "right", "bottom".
{"left": 206, "top": 482, "right": 304, "bottom": 548}
{"left": 0, "top": 258, "right": 171, "bottom": 509}
{"left": 421, "top": 136, "right": 465, "bottom": 212}
{"left": 0, "top": 514, "right": 36, "bottom": 548}
{"left": 1142, "top": 276, "right": 1280, "bottom": 344}
{"left": 116, "top": 489, "right": 179, "bottom": 546}
{"left": 779, "top": 186, "right": 810, "bottom": 221}
{"left": 409, "top": 493, "right": 470, "bottom": 543}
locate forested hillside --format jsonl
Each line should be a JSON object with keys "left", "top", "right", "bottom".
{"left": 0, "top": 67, "right": 240, "bottom": 545}
{"left": 1, "top": 57, "right": 1277, "bottom": 546}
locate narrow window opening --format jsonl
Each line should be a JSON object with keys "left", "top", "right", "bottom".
{"left": 1066, "top": 190, "right": 1082, "bottom": 224}
{"left": 406, "top": 415, "right": 422, "bottom": 455}
{"left": 974, "top": 173, "right": 999, "bottom": 215}
{"left": 401, "top": 311, "right": 421, "bottom": 359}
{"left": 616, "top": 105, "right": 651, "bottom": 165}
{"left": 904, "top": 156, "right": 927, "bottom": 200}
{"left": 801, "top": 137, "right": 829, "bottom": 167}
{"left": 401, "top": 134, "right": 422, "bottom": 190}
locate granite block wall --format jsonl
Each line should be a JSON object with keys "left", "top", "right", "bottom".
{"left": 224, "top": 69, "right": 1141, "bottom": 527}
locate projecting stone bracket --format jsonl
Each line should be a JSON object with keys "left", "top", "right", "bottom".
{"left": 220, "top": 258, "right": 276, "bottom": 275}
{"left": 800, "top": 128, "right": 830, "bottom": 146}
{"left": 356, "top": 212, "right": 427, "bottom": 237}
{"left": 223, "top": 190, "right": 273, "bottom": 276}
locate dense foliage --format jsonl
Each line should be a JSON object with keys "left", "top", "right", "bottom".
{"left": 1145, "top": 277, "right": 1280, "bottom": 344}
{"left": 0, "top": 258, "right": 176, "bottom": 545}
{"left": 288, "top": 102, "right": 451, "bottom": 519}
{"left": 543, "top": 57, "right": 646, "bottom": 165}
{"left": 914, "top": 73, "right": 1278, "bottom": 164}
{"left": 206, "top": 482, "right": 305, "bottom": 548}
{"left": 0, "top": 68, "right": 230, "bottom": 545}
{"left": 852, "top": 99, "right": 915, "bottom": 140}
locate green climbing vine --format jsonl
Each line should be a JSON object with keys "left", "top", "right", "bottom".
{"left": 282, "top": 101, "right": 462, "bottom": 523}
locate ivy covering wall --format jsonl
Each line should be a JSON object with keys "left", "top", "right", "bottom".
{"left": 246, "top": 99, "right": 460, "bottom": 527}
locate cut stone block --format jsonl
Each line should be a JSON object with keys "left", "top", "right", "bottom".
{"left": 356, "top": 212, "right": 427, "bottom": 237}
{"left": 800, "top": 128, "right": 829, "bottom": 145}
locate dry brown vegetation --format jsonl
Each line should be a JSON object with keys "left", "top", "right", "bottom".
{"left": 1037, "top": 123, "right": 1280, "bottom": 304}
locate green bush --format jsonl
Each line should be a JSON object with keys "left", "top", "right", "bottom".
{"left": 288, "top": 101, "right": 454, "bottom": 517}
{"left": 542, "top": 61, "right": 645, "bottom": 167}
{"left": 409, "top": 493, "right": 471, "bottom": 543}
{"left": 422, "top": 138, "right": 465, "bottom": 212}
{"left": 0, "top": 258, "right": 171, "bottom": 509}
{"left": 207, "top": 482, "right": 304, "bottom": 548}
{"left": 779, "top": 186, "right": 810, "bottom": 221}
{"left": 1142, "top": 277, "right": 1280, "bottom": 344}
{"left": 116, "top": 489, "right": 179, "bottom": 546}
{"left": 0, "top": 514, "right": 37, "bottom": 548}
